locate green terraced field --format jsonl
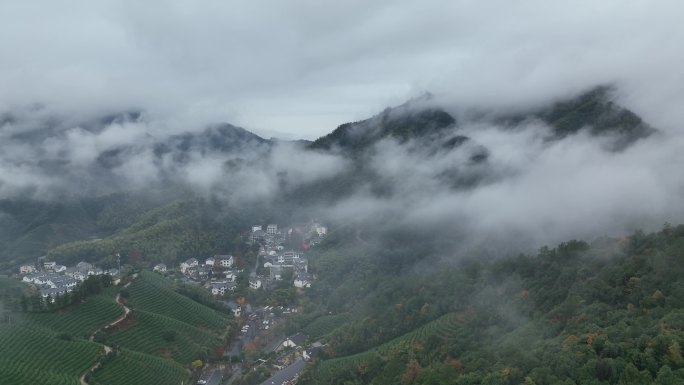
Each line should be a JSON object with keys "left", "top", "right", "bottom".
{"left": 302, "top": 314, "right": 350, "bottom": 340}
{"left": 0, "top": 325, "right": 102, "bottom": 385}
{"left": 125, "top": 271, "right": 229, "bottom": 329}
{"left": 25, "top": 294, "right": 124, "bottom": 339}
{"left": 90, "top": 348, "right": 189, "bottom": 385}
{"left": 107, "top": 309, "right": 224, "bottom": 364}
{"left": 312, "top": 312, "right": 463, "bottom": 384}
{"left": 0, "top": 271, "right": 228, "bottom": 385}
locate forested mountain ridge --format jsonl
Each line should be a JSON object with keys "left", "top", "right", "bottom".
{"left": 309, "top": 86, "right": 654, "bottom": 154}
{"left": 296, "top": 225, "right": 684, "bottom": 385}
{"left": 0, "top": 85, "right": 657, "bottom": 271}
{"left": 497, "top": 85, "right": 655, "bottom": 150}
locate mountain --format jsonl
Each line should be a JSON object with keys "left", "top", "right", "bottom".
{"left": 309, "top": 96, "right": 457, "bottom": 152}
{"left": 0, "top": 85, "right": 659, "bottom": 270}
{"left": 496, "top": 85, "right": 655, "bottom": 150}
{"left": 311, "top": 86, "right": 654, "bottom": 154}
{"left": 101, "top": 122, "right": 272, "bottom": 169}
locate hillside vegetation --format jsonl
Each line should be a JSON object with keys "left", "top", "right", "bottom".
{"left": 122, "top": 270, "right": 229, "bottom": 329}
{"left": 0, "top": 193, "right": 181, "bottom": 271}
{"left": 0, "top": 325, "right": 102, "bottom": 385}
{"left": 105, "top": 271, "right": 233, "bottom": 364}
{"left": 298, "top": 225, "right": 684, "bottom": 385}
{"left": 0, "top": 270, "right": 231, "bottom": 385}
{"left": 90, "top": 348, "right": 189, "bottom": 385}
{"left": 46, "top": 198, "right": 285, "bottom": 268}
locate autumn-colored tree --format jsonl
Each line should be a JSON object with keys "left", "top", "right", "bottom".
{"left": 445, "top": 356, "right": 464, "bottom": 374}
{"left": 401, "top": 359, "right": 422, "bottom": 384}
{"left": 128, "top": 248, "right": 143, "bottom": 266}
{"left": 668, "top": 341, "right": 683, "bottom": 366}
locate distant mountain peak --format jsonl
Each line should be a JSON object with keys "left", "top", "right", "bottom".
{"left": 309, "top": 99, "right": 456, "bottom": 152}
{"left": 496, "top": 85, "right": 655, "bottom": 150}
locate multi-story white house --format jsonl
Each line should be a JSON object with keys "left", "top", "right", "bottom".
{"left": 216, "top": 255, "right": 234, "bottom": 268}
{"left": 210, "top": 282, "right": 237, "bottom": 296}
{"left": 180, "top": 258, "right": 199, "bottom": 273}
{"left": 249, "top": 277, "right": 262, "bottom": 289}
{"left": 19, "top": 264, "right": 36, "bottom": 274}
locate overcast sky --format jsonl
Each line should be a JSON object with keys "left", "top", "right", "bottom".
{"left": 1, "top": 0, "right": 683, "bottom": 139}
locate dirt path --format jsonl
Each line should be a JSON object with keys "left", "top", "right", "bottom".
{"left": 80, "top": 276, "right": 136, "bottom": 385}
{"left": 87, "top": 293, "right": 132, "bottom": 342}
{"left": 108, "top": 294, "right": 131, "bottom": 327}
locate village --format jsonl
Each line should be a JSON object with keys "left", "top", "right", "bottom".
{"left": 154, "top": 220, "right": 325, "bottom": 300}
{"left": 170, "top": 221, "right": 328, "bottom": 385}
{"left": 18, "top": 259, "right": 119, "bottom": 303}
{"left": 14, "top": 219, "right": 328, "bottom": 385}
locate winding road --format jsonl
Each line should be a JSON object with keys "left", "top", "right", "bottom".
{"left": 79, "top": 279, "right": 135, "bottom": 385}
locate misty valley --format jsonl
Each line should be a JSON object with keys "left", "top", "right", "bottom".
{"left": 1, "top": 85, "right": 684, "bottom": 385}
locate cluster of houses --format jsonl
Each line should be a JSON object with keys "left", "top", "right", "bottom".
{"left": 247, "top": 221, "right": 327, "bottom": 250}
{"left": 246, "top": 221, "right": 327, "bottom": 291}
{"left": 150, "top": 221, "right": 325, "bottom": 299}
{"left": 262, "top": 251, "right": 311, "bottom": 289}
{"left": 19, "top": 260, "right": 118, "bottom": 301}
{"left": 248, "top": 223, "right": 283, "bottom": 245}
{"left": 154, "top": 255, "right": 243, "bottom": 297}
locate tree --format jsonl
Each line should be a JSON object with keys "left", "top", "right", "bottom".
{"left": 402, "top": 359, "right": 422, "bottom": 384}
{"left": 619, "top": 363, "right": 642, "bottom": 385}
{"left": 655, "top": 365, "right": 676, "bottom": 385}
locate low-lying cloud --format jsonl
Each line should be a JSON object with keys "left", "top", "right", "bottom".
{"left": 1, "top": 93, "right": 684, "bottom": 257}
{"left": 320, "top": 115, "right": 684, "bottom": 254}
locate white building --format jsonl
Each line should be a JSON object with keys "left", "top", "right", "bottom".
{"left": 252, "top": 225, "right": 263, "bottom": 232}
{"left": 205, "top": 257, "right": 215, "bottom": 266}
{"left": 224, "top": 271, "right": 237, "bottom": 282}
{"left": 23, "top": 272, "right": 47, "bottom": 284}
{"left": 249, "top": 277, "right": 262, "bottom": 289}
{"left": 153, "top": 263, "right": 167, "bottom": 272}
{"left": 250, "top": 230, "right": 265, "bottom": 244}
{"left": 266, "top": 224, "right": 278, "bottom": 235}
{"left": 43, "top": 261, "right": 57, "bottom": 271}
{"left": 294, "top": 273, "right": 312, "bottom": 288}
{"left": 313, "top": 223, "right": 327, "bottom": 236}
{"left": 19, "top": 264, "right": 36, "bottom": 274}
{"left": 224, "top": 300, "right": 242, "bottom": 317}
{"left": 180, "top": 258, "right": 199, "bottom": 273}
{"left": 48, "top": 276, "right": 78, "bottom": 290}
{"left": 40, "top": 287, "right": 68, "bottom": 302}
{"left": 216, "top": 255, "right": 234, "bottom": 268}
{"left": 282, "top": 333, "right": 307, "bottom": 348}
{"left": 215, "top": 281, "right": 237, "bottom": 295}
